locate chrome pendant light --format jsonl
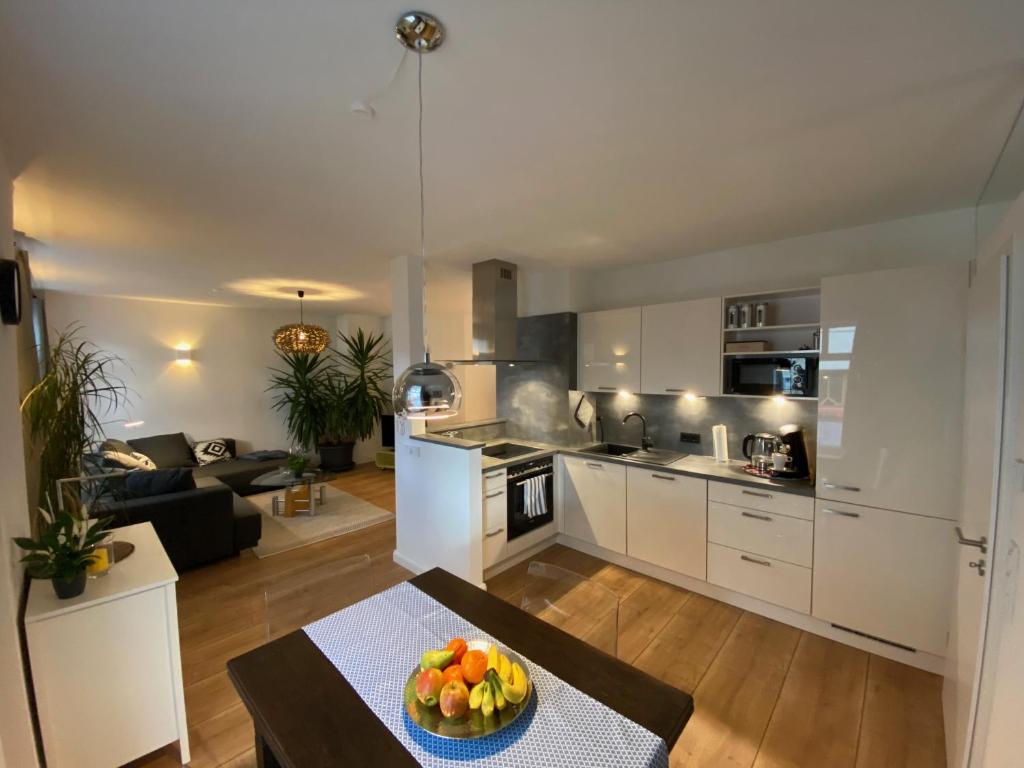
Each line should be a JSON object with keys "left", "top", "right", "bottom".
{"left": 273, "top": 290, "right": 330, "bottom": 354}
{"left": 392, "top": 12, "right": 463, "bottom": 421}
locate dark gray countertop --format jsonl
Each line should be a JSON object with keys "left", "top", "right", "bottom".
{"left": 422, "top": 435, "right": 816, "bottom": 497}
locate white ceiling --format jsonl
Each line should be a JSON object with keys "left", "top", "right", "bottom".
{"left": 2, "top": 1, "right": 1023, "bottom": 314}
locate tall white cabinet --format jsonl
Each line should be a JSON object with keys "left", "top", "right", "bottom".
{"left": 578, "top": 308, "right": 642, "bottom": 393}
{"left": 25, "top": 523, "right": 189, "bottom": 767}
{"left": 813, "top": 263, "right": 966, "bottom": 654}
{"left": 640, "top": 298, "right": 721, "bottom": 396}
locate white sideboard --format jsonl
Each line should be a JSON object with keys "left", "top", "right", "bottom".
{"left": 25, "top": 522, "right": 189, "bottom": 768}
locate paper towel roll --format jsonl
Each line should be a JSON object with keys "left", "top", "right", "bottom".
{"left": 712, "top": 424, "right": 729, "bottom": 463}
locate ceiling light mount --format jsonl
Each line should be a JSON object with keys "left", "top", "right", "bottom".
{"left": 395, "top": 12, "right": 445, "bottom": 52}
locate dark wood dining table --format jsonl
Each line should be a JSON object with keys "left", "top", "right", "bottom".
{"left": 227, "top": 567, "right": 694, "bottom": 767}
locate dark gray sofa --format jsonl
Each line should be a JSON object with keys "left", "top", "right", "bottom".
{"left": 96, "top": 434, "right": 286, "bottom": 571}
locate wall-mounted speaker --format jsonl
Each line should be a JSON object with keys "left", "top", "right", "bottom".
{"left": 0, "top": 259, "right": 22, "bottom": 325}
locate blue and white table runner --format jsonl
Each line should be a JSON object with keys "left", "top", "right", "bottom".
{"left": 304, "top": 581, "right": 669, "bottom": 767}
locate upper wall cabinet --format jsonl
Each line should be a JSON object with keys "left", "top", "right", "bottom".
{"left": 640, "top": 298, "right": 721, "bottom": 396}
{"left": 816, "top": 264, "right": 966, "bottom": 520}
{"left": 579, "top": 308, "right": 642, "bottom": 393}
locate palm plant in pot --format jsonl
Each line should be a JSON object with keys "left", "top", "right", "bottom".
{"left": 15, "top": 499, "right": 113, "bottom": 599}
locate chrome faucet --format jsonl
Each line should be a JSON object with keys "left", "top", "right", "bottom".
{"left": 622, "top": 412, "right": 654, "bottom": 451}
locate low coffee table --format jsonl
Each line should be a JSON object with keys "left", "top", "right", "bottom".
{"left": 251, "top": 469, "right": 327, "bottom": 517}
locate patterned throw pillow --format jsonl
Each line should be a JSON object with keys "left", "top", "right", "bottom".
{"left": 193, "top": 438, "right": 232, "bottom": 466}
{"left": 100, "top": 450, "right": 156, "bottom": 471}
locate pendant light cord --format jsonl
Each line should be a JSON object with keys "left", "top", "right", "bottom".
{"left": 417, "top": 49, "right": 430, "bottom": 361}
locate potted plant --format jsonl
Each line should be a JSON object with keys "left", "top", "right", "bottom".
{"left": 319, "top": 329, "right": 392, "bottom": 472}
{"left": 15, "top": 500, "right": 113, "bottom": 599}
{"left": 268, "top": 349, "right": 331, "bottom": 453}
{"left": 21, "top": 325, "right": 130, "bottom": 507}
{"left": 286, "top": 452, "right": 310, "bottom": 478}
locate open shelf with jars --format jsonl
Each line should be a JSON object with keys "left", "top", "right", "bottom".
{"left": 720, "top": 286, "right": 821, "bottom": 397}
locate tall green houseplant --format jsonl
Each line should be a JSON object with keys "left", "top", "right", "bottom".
{"left": 21, "top": 325, "right": 130, "bottom": 509}
{"left": 334, "top": 329, "right": 391, "bottom": 443}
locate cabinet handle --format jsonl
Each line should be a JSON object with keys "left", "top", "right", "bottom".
{"left": 741, "top": 489, "right": 773, "bottom": 499}
{"left": 485, "top": 527, "right": 505, "bottom": 538}
{"left": 585, "top": 462, "right": 604, "bottom": 469}
{"left": 665, "top": 388, "right": 687, "bottom": 393}
{"left": 821, "top": 507, "right": 860, "bottom": 518}
{"left": 741, "top": 554, "right": 772, "bottom": 567}
{"left": 485, "top": 490, "right": 505, "bottom": 499}
{"left": 822, "top": 481, "right": 861, "bottom": 492}
{"left": 741, "top": 511, "right": 772, "bottom": 522}
{"left": 597, "top": 386, "right": 618, "bottom": 391}
{"left": 652, "top": 473, "right": 676, "bottom": 481}
{"left": 485, "top": 471, "right": 505, "bottom": 479}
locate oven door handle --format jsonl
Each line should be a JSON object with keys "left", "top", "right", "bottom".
{"left": 508, "top": 468, "right": 553, "bottom": 483}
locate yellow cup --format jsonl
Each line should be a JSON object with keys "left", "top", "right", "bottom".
{"left": 86, "top": 544, "right": 111, "bottom": 576}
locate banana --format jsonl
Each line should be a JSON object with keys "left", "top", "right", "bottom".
{"left": 481, "top": 681, "right": 495, "bottom": 717}
{"left": 486, "top": 669, "right": 507, "bottom": 710}
{"left": 468, "top": 681, "right": 486, "bottom": 710}
{"left": 498, "top": 654, "right": 512, "bottom": 684}
{"left": 503, "top": 662, "right": 529, "bottom": 704}
{"left": 487, "top": 643, "right": 499, "bottom": 671}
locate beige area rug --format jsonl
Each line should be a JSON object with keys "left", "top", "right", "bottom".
{"left": 248, "top": 484, "right": 393, "bottom": 558}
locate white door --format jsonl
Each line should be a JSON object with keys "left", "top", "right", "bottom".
{"left": 578, "top": 308, "right": 642, "bottom": 393}
{"left": 640, "top": 298, "right": 721, "bottom": 397}
{"left": 816, "top": 265, "right": 967, "bottom": 521}
{"left": 626, "top": 467, "right": 707, "bottom": 579}
{"left": 943, "top": 253, "right": 1007, "bottom": 768}
{"left": 561, "top": 456, "right": 627, "bottom": 552}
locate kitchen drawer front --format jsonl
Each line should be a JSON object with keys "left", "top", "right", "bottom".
{"left": 484, "top": 488, "right": 507, "bottom": 533}
{"left": 483, "top": 468, "right": 507, "bottom": 493}
{"left": 707, "top": 480, "right": 813, "bottom": 521}
{"left": 707, "top": 501, "right": 812, "bottom": 567}
{"left": 707, "top": 543, "right": 811, "bottom": 614}
{"left": 483, "top": 525, "right": 506, "bottom": 569}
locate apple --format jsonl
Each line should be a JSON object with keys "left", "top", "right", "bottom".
{"left": 416, "top": 668, "right": 444, "bottom": 707}
{"left": 438, "top": 680, "right": 470, "bottom": 718}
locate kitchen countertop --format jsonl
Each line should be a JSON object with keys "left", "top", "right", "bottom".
{"left": 409, "top": 433, "right": 815, "bottom": 496}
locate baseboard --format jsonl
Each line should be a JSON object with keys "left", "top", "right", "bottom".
{"left": 557, "top": 534, "right": 946, "bottom": 674}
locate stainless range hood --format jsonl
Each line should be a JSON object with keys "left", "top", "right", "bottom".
{"left": 441, "top": 259, "right": 538, "bottom": 365}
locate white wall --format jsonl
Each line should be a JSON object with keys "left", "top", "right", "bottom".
{"left": 519, "top": 207, "right": 978, "bottom": 315}
{"left": 42, "top": 291, "right": 335, "bottom": 454}
{"left": 0, "top": 147, "right": 40, "bottom": 767}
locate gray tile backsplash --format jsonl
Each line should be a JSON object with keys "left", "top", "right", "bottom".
{"left": 592, "top": 392, "right": 817, "bottom": 467}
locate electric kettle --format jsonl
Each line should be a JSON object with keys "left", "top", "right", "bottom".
{"left": 742, "top": 432, "right": 782, "bottom": 470}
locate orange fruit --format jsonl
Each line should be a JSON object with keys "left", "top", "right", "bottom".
{"left": 460, "top": 649, "right": 487, "bottom": 685}
{"left": 442, "top": 665, "right": 464, "bottom": 686}
{"left": 445, "top": 637, "right": 468, "bottom": 664}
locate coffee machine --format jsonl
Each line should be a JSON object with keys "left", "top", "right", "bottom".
{"left": 741, "top": 425, "right": 810, "bottom": 479}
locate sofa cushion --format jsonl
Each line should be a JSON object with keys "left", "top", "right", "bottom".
{"left": 100, "top": 438, "right": 135, "bottom": 455}
{"left": 123, "top": 468, "right": 196, "bottom": 498}
{"left": 100, "top": 449, "right": 155, "bottom": 471}
{"left": 193, "top": 438, "right": 232, "bottom": 466}
{"left": 194, "top": 457, "right": 288, "bottom": 496}
{"left": 127, "top": 432, "right": 197, "bottom": 468}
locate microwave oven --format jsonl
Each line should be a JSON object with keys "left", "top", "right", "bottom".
{"left": 723, "top": 355, "right": 818, "bottom": 397}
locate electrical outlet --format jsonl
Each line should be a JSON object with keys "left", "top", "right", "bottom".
{"left": 679, "top": 432, "right": 702, "bottom": 444}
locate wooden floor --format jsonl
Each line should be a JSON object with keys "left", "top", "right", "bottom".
{"left": 134, "top": 463, "right": 945, "bottom": 768}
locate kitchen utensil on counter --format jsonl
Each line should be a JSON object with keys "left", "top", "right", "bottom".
{"left": 772, "top": 448, "right": 791, "bottom": 472}
{"left": 776, "top": 424, "right": 811, "bottom": 479}
{"left": 742, "top": 432, "right": 782, "bottom": 466}
{"left": 712, "top": 424, "right": 729, "bottom": 462}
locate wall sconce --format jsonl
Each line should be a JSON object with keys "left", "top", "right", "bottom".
{"left": 175, "top": 344, "right": 193, "bottom": 367}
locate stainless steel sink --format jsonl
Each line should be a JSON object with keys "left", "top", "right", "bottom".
{"left": 579, "top": 443, "right": 686, "bottom": 466}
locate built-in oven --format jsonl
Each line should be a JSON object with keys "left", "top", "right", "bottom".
{"left": 723, "top": 355, "right": 818, "bottom": 398}
{"left": 506, "top": 456, "right": 554, "bottom": 541}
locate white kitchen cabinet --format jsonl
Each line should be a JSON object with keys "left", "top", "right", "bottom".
{"left": 483, "top": 484, "right": 508, "bottom": 568}
{"left": 708, "top": 543, "right": 812, "bottom": 613}
{"left": 707, "top": 501, "right": 813, "bottom": 568}
{"left": 816, "top": 264, "right": 966, "bottom": 520}
{"left": 640, "top": 298, "right": 721, "bottom": 396}
{"left": 812, "top": 499, "right": 956, "bottom": 655}
{"left": 561, "top": 456, "right": 627, "bottom": 553}
{"left": 626, "top": 467, "right": 707, "bottom": 579}
{"left": 707, "top": 480, "right": 814, "bottom": 521}
{"left": 578, "top": 307, "right": 642, "bottom": 393}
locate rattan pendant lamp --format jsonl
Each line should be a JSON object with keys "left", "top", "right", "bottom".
{"left": 273, "top": 290, "right": 330, "bottom": 354}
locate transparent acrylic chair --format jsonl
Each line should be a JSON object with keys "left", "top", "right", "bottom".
{"left": 520, "top": 561, "right": 620, "bottom": 656}
{"left": 264, "top": 553, "right": 375, "bottom": 641}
